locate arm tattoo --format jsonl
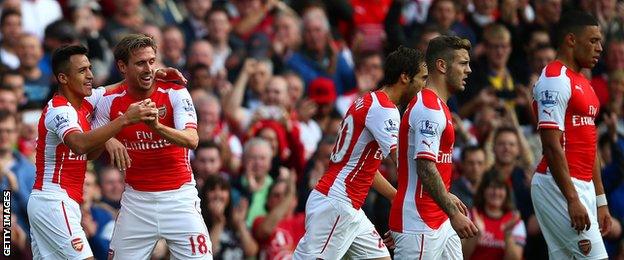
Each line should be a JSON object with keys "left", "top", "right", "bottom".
{"left": 416, "top": 159, "right": 457, "bottom": 217}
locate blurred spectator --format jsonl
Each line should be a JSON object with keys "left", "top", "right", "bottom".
{"left": 20, "top": 0, "right": 62, "bottom": 40}
{"left": 0, "top": 71, "right": 24, "bottom": 108}
{"left": 98, "top": 166, "right": 124, "bottom": 212}
{"left": 297, "top": 134, "right": 335, "bottom": 212}
{"left": 336, "top": 51, "right": 383, "bottom": 115}
{"left": 179, "top": 0, "right": 211, "bottom": 45}
{"left": 451, "top": 146, "right": 487, "bottom": 208}
{"left": 0, "top": 86, "right": 18, "bottom": 113}
{"left": 252, "top": 176, "right": 305, "bottom": 259}
{"left": 193, "top": 141, "right": 230, "bottom": 188}
{"left": 18, "top": 34, "right": 52, "bottom": 108}
{"left": 42, "top": 20, "right": 81, "bottom": 76}
{"left": 0, "top": 9, "right": 22, "bottom": 69}
{"left": 349, "top": 0, "right": 391, "bottom": 53}
{"left": 308, "top": 77, "right": 338, "bottom": 134}
{"left": 230, "top": 0, "right": 290, "bottom": 41}
{"left": 186, "top": 40, "right": 215, "bottom": 76}
{"left": 82, "top": 170, "right": 115, "bottom": 260}
{"left": 524, "top": 44, "right": 556, "bottom": 89}
{"left": 532, "top": 0, "right": 562, "bottom": 30}
{"left": 206, "top": 7, "right": 244, "bottom": 76}
{"left": 271, "top": 12, "right": 302, "bottom": 72}
{"left": 463, "top": 174, "right": 526, "bottom": 260}
{"left": 233, "top": 137, "right": 274, "bottom": 226}
{"left": 200, "top": 175, "right": 258, "bottom": 259}
{"left": 600, "top": 111, "right": 624, "bottom": 257}
{"left": 17, "top": 109, "right": 40, "bottom": 161}
{"left": 194, "top": 93, "right": 242, "bottom": 173}
{"left": 0, "top": 109, "right": 35, "bottom": 234}
{"left": 429, "top": 0, "right": 476, "bottom": 44}
{"left": 284, "top": 72, "right": 321, "bottom": 160}
{"left": 593, "top": 39, "right": 624, "bottom": 105}
{"left": 286, "top": 7, "right": 356, "bottom": 95}
{"left": 103, "top": 0, "right": 145, "bottom": 46}
{"left": 467, "top": 0, "right": 499, "bottom": 42}
{"left": 144, "top": 0, "right": 186, "bottom": 27}
{"left": 161, "top": 25, "right": 186, "bottom": 70}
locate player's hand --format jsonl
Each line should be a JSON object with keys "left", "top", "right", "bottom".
{"left": 451, "top": 210, "right": 479, "bottom": 239}
{"left": 154, "top": 67, "right": 187, "bottom": 85}
{"left": 122, "top": 99, "right": 157, "bottom": 124}
{"left": 598, "top": 205, "right": 612, "bottom": 236}
{"left": 382, "top": 230, "right": 395, "bottom": 250}
{"left": 449, "top": 193, "right": 468, "bottom": 216}
{"left": 105, "top": 138, "right": 131, "bottom": 170}
{"left": 568, "top": 199, "right": 591, "bottom": 232}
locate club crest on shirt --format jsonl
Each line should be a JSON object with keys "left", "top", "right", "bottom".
{"left": 54, "top": 113, "right": 70, "bottom": 128}
{"left": 182, "top": 98, "right": 194, "bottom": 112}
{"left": 539, "top": 90, "right": 559, "bottom": 107}
{"left": 578, "top": 239, "right": 591, "bottom": 256}
{"left": 158, "top": 106, "right": 167, "bottom": 119}
{"left": 71, "top": 237, "right": 84, "bottom": 252}
{"left": 384, "top": 119, "right": 398, "bottom": 132}
{"left": 419, "top": 120, "right": 438, "bottom": 137}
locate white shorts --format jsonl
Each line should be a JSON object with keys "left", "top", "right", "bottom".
{"left": 293, "top": 190, "right": 389, "bottom": 260}
{"left": 391, "top": 219, "right": 461, "bottom": 260}
{"left": 531, "top": 173, "right": 607, "bottom": 259}
{"left": 27, "top": 191, "right": 93, "bottom": 260}
{"left": 109, "top": 184, "right": 212, "bottom": 259}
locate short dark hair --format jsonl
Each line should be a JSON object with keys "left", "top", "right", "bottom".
{"left": 196, "top": 140, "right": 221, "bottom": 153}
{"left": 0, "top": 9, "right": 20, "bottom": 26}
{"left": 0, "top": 109, "right": 16, "bottom": 125}
{"left": 425, "top": 36, "right": 472, "bottom": 71}
{"left": 492, "top": 126, "right": 519, "bottom": 145}
{"left": 379, "top": 46, "right": 424, "bottom": 86}
{"left": 554, "top": 10, "right": 599, "bottom": 48}
{"left": 113, "top": 34, "right": 157, "bottom": 64}
{"left": 355, "top": 50, "right": 383, "bottom": 70}
{"left": 51, "top": 45, "right": 88, "bottom": 77}
{"left": 461, "top": 145, "right": 484, "bottom": 162}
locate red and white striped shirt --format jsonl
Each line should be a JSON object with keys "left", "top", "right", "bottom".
{"left": 93, "top": 81, "right": 198, "bottom": 191}
{"left": 532, "top": 60, "right": 600, "bottom": 182}
{"left": 315, "top": 91, "right": 399, "bottom": 209}
{"left": 390, "top": 88, "right": 455, "bottom": 233}
{"left": 33, "top": 88, "right": 105, "bottom": 203}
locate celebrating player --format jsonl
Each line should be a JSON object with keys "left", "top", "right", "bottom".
{"left": 93, "top": 34, "right": 211, "bottom": 259}
{"left": 294, "top": 46, "right": 428, "bottom": 259}
{"left": 389, "top": 36, "right": 478, "bottom": 260}
{"left": 531, "top": 10, "right": 611, "bottom": 259}
{"left": 27, "top": 45, "right": 156, "bottom": 259}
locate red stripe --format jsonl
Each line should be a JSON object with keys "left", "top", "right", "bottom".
{"left": 320, "top": 215, "right": 341, "bottom": 254}
{"left": 416, "top": 153, "right": 437, "bottom": 161}
{"left": 61, "top": 201, "right": 72, "bottom": 236}
{"left": 419, "top": 234, "right": 424, "bottom": 260}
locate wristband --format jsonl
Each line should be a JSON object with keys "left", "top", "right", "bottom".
{"left": 596, "top": 194, "right": 608, "bottom": 207}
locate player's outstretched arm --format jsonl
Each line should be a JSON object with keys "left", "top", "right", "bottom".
{"left": 65, "top": 100, "right": 156, "bottom": 155}
{"left": 593, "top": 148, "right": 612, "bottom": 236}
{"left": 372, "top": 170, "right": 396, "bottom": 201}
{"left": 539, "top": 128, "right": 590, "bottom": 232}
{"left": 416, "top": 159, "right": 478, "bottom": 238}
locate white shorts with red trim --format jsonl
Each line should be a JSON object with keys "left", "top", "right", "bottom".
{"left": 531, "top": 173, "right": 607, "bottom": 259}
{"left": 109, "top": 183, "right": 212, "bottom": 260}
{"left": 391, "top": 219, "right": 461, "bottom": 260}
{"left": 293, "top": 190, "right": 389, "bottom": 260}
{"left": 27, "top": 191, "right": 93, "bottom": 260}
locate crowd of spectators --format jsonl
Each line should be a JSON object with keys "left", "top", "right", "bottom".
{"left": 2, "top": 0, "right": 624, "bottom": 259}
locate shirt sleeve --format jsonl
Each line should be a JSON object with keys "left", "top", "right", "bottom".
{"left": 365, "top": 106, "right": 400, "bottom": 158}
{"left": 413, "top": 109, "right": 446, "bottom": 161}
{"left": 533, "top": 75, "right": 571, "bottom": 131}
{"left": 511, "top": 219, "right": 527, "bottom": 246}
{"left": 169, "top": 88, "right": 198, "bottom": 130}
{"left": 44, "top": 106, "right": 82, "bottom": 143}
{"left": 85, "top": 87, "right": 105, "bottom": 107}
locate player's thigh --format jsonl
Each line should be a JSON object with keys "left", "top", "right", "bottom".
{"left": 27, "top": 195, "right": 93, "bottom": 260}
{"left": 346, "top": 212, "right": 389, "bottom": 260}
{"left": 109, "top": 193, "right": 159, "bottom": 259}
{"left": 531, "top": 175, "right": 607, "bottom": 259}
{"left": 391, "top": 228, "right": 446, "bottom": 260}
{"left": 161, "top": 190, "right": 212, "bottom": 259}
{"left": 294, "top": 191, "right": 358, "bottom": 260}
{"left": 441, "top": 222, "right": 462, "bottom": 260}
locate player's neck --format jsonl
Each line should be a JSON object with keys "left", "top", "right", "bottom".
{"left": 380, "top": 85, "right": 402, "bottom": 106}
{"left": 557, "top": 53, "right": 581, "bottom": 73}
{"left": 125, "top": 80, "right": 155, "bottom": 100}
{"left": 58, "top": 87, "right": 84, "bottom": 108}
{"left": 426, "top": 76, "right": 450, "bottom": 102}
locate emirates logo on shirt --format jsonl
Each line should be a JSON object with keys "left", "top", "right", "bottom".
{"left": 71, "top": 238, "right": 84, "bottom": 252}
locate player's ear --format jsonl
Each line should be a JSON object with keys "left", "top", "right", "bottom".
{"left": 565, "top": 33, "right": 576, "bottom": 48}
{"left": 117, "top": 60, "right": 127, "bottom": 74}
{"left": 436, "top": 58, "right": 447, "bottom": 74}
{"left": 57, "top": 73, "right": 68, "bottom": 85}
{"left": 400, "top": 72, "right": 410, "bottom": 84}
